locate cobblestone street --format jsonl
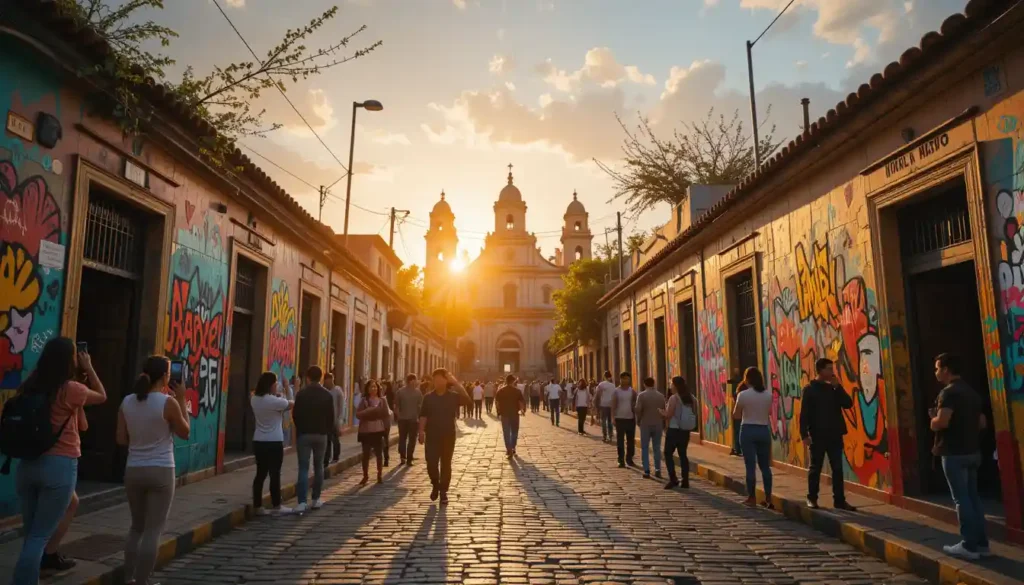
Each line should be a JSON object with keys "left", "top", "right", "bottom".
{"left": 152, "top": 414, "right": 928, "bottom": 585}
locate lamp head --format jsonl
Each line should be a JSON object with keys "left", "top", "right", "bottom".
{"left": 360, "top": 100, "right": 384, "bottom": 112}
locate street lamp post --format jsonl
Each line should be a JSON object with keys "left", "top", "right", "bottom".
{"left": 343, "top": 99, "right": 383, "bottom": 246}
{"left": 745, "top": 0, "right": 795, "bottom": 170}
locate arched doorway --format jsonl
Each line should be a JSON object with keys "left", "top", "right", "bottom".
{"left": 496, "top": 334, "right": 521, "bottom": 374}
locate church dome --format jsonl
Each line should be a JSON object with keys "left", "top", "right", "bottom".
{"left": 432, "top": 191, "right": 452, "bottom": 215}
{"left": 498, "top": 170, "right": 522, "bottom": 204}
{"left": 565, "top": 190, "right": 586, "bottom": 215}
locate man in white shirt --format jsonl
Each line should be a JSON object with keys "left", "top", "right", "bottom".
{"left": 472, "top": 381, "right": 485, "bottom": 418}
{"left": 611, "top": 372, "right": 637, "bottom": 468}
{"left": 596, "top": 372, "right": 618, "bottom": 442}
{"left": 545, "top": 379, "right": 563, "bottom": 426}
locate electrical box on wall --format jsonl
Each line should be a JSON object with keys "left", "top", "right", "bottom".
{"left": 35, "top": 113, "right": 62, "bottom": 148}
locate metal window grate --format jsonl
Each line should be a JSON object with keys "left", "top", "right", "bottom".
{"left": 733, "top": 273, "right": 759, "bottom": 370}
{"left": 234, "top": 258, "right": 257, "bottom": 313}
{"left": 83, "top": 196, "right": 143, "bottom": 279}
{"left": 899, "top": 188, "right": 972, "bottom": 258}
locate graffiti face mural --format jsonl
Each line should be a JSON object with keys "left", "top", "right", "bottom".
{"left": 766, "top": 235, "right": 890, "bottom": 489}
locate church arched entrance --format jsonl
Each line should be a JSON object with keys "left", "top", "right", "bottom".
{"left": 496, "top": 334, "right": 521, "bottom": 374}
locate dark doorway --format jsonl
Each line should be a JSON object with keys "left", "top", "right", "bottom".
{"left": 382, "top": 344, "right": 391, "bottom": 380}
{"left": 654, "top": 317, "right": 667, "bottom": 394}
{"left": 728, "top": 270, "right": 759, "bottom": 377}
{"left": 226, "top": 256, "right": 266, "bottom": 454}
{"left": 353, "top": 322, "right": 366, "bottom": 384}
{"left": 613, "top": 336, "right": 620, "bottom": 377}
{"left": 623, "top": 331, "right": 632, "bottom": 382}
{"left": 371, "top": 329, "right": 380, "bottom": 379}
{"left": 677, "top": 299, "right": 698, "bottom": 393}
{"left": 638, "top": 323, "right": 649, "bottom": 381}
{"left": 330, "top": 310, "right": 347, "bottom": 387}
{"left": 298, "top": 292, "right": 320, "bottom": 375}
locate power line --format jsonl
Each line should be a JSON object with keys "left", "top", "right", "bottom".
{"left": 210, "top": 0, "right": 349, "bottom": 173}
{"left": 752, "top": 0, "right": 797, "bottom": 46}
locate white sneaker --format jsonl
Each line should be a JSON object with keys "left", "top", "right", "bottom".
{"left": 273, "top": 506, "right": 293, "bottom": 515}
{"left": 293, "top": 503, "right": 308, "bottom": 513}
{"left": 943, "top": 542, "right": 980, "bottom": 560}
{"left": 254, "top": 507, "right": 270, "bottom": 516}
{"left": 311, "top": 499, "right": 324, "bottom": 510}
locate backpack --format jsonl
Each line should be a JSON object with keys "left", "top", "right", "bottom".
{"left": 674, "top": 399, "right": 697, "bottom": 432}
{"left": 0, "top": 391, "right": 70, "bottom": 474}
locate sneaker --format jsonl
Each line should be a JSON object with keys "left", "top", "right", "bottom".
{"left": 430, "top": 486, "right": 439, "bottom": 501}
{"left": 627, "top": 460, "right": 637, "bottom": 468}
{"left": 273, "top": 506, "right": 293, "bottom": 515}
{"left": 311, "top": 499, "right": 324, "bottom": 510}
{"left": 761, "top": 500, "right": 775, "bottom": 511}
{"left": 643, "top": 472, "right": 651, "bottom": 479}
{"left": 806, "top": 498, "right": 820, "bottom": 509}
{"left": 664, "top": 480, "right": 679, "bottom": 490}
{"left": 834, "top": 501, "right": 857, "bottom": 512}
{"left": 40, "top": 553, "right": 76, "bottom": 572}
{"left": 406, "top": 460, "right": 414, "bottom": 466}
{"left": 977, "top": 545, "right": 993, "bottom": 557}
{"left": 440, "top": 492, "right": 449, "bottom": 505}
{"left": 255, "top": 507, "right": 270, "bottom": 517}
{"left": 294, "top": 503, "right": 308, "bottom": 513}
{"left": 743, "top": 496, "right": 756, "bottom": 506}
{"left": 943, "top": 542, "right": 980, "bottom": 560}
{"left": 618, "top": 462, "right": 626, "bottom": 468}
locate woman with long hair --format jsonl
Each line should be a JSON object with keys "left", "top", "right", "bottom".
{"left": 10, "top": 338, "right": 106, "bottom": 584}
{"left": 662, "top": 376, "right": 697, "bottom": 489}
{"left": 732, "top": 367, "right": 774, "bottom": 508}
{"left": 115, "top": 355, "right": 189, "bottom": 585}
{"left": 356, "top": 380, "right": 388, "bottom": 485}
{"left": 574, "top": 378, "right": 591, "bottom": 435}
{"left": 250, "top": 371, "right": 294, "bottom": 516}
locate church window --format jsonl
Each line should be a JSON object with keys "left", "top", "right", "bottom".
{"left": 574, "top": 221, "right": 581, "bottom": 232}
{"left": 506, "top": 214, "right": 515, "bottom": 230}
{"left": 438, "top": 224, "right": 444, "bottom": 232}
{"left": 542, "top": 286, "right": 551, "bottom": 304}
{"left": 574, "top": 246, "right": 583, "bottom": 261}
{"left": 437, "top": 251, "right": 444, "bottom": 262}
{"left": 503, "top": 283, "right": 517, "bottom": 308}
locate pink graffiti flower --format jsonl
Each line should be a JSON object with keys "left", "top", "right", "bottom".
{"left": 0, "top": 161, "right": 61, "bottom": 256}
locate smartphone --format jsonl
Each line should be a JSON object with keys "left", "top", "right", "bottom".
{"left": 76, "top": 341, "right": 88, "bottom": 353}
{"left": 170, "top": 360, "right": 186, "bottom": 384}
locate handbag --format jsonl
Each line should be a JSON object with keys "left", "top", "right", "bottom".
{"left": 674, "top": 399, "right": 697, "bottom": 432}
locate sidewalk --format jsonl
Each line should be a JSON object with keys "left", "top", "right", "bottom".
{"left": 558, "top": 409, "right": 1024, "bottom": 585}
{"left": 0, "top": 433, "right": 399, "bottom": 585}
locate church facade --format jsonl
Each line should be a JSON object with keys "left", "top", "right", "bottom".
{"left": 424, "top": 167, "right": 592, "bottom": 379}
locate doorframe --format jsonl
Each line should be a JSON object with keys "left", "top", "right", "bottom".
{"left": 64, "top": 157, "right": 173, "bottom": 351}
{"left": 297, "top": 281, "right": 324, "bottom": 375}
{"left": 674, "top": 283, "right": 700, "bottom": 438}
{"left": 866, "top": 145, "right": 1016, "bottom": 515}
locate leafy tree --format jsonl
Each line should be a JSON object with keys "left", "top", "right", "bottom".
{"left": 626, "top": 231, "right": 647, "bottom": 254}
{"left": 549, "top": 259, "right": 609, "bottom": 351}
{"left": 396, "top": 265, "right": 424, "bottom": 312}
{"left": 595, "top": 108, "right": 782, "bottom": 218}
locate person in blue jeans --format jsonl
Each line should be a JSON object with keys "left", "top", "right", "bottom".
{"left": 930, "top": 352, "right": 990, "bottom": 560}
{"left": 292, "top": 366, "right": 333, "bottom": 513}
{"left": 732, "top": 367, "right": 774, "bottom": 509}
{"left": 634, "top": 377, "right": 666, "bottom": 479}
{"left": 12, "top": 337, "right": 107, "bottom": 585}
{"left": 495, "top": 375, "right": 526, "bottom": 458}
{"left": 545, "top": 380, "right": 562, "bottom": 426}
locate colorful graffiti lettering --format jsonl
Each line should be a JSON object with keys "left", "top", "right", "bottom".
{"left": 165, "top": 273, "right": 225, "bottom": 417}
{"left": 994, "top": 187, "right": 1024, "bottom": 399}
{"left": 768, "top": 236, "right": 890, "bottom": 488}
{"left": 698, "top": 292, "right": 728, "bottom": 443}
{"left": 319, "top": 321, "right": 328, "bottom": 370}
{"left": 268, "top": 279, "right": 296, "bottom": 382}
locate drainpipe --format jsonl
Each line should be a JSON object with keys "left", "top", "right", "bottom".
{"left": 801, "top": 97, "right": 811, "bottom": 136}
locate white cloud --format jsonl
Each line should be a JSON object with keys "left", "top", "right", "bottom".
{"left": 497, "top": 28, "right": 506, "bottom": 41}
{"left": 538, "top": 1, "right": 555, "bottom": 11}
{"left": 263, "top": 88, "right": 337, "bottom": 137}
{"left": 453, "top": 0, "right": 467, "bottom": 9}
{"left": 353, "top": 161, "right": 396, "bottom": 182}
{"left": 535, "top": 47, "right": 656, "bottom": 94}
{"left": 795, "top": 60, "right": 808, "bottom": 70}
{"left": 538, "top": 94, "right": 553, "bottom": 108}
{"left": 225, "top": 0, "right": 245, "bottom": 7}
{"left": 704, "top": 0, "right": 720, "bottom": 5}
{"left": 363, "top": 127, "right": 412, "bottom": 146}
{"left": 489, "top": 54, "right": 515, "bottom": 75}
{"left": 505, "top": 82, "right": 517, "bottom": 91}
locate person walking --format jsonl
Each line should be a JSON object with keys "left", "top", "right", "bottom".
{"left": 596, "top": 372, "right": 617, "bottom": 443}
{"left": 800, "top": 358, "right": 857, "bottom": 511}
{"left": 574, "top": 378, "right": 592, "bottom": 435}
{"left": 356, "top": 380, "right": 388, "bottom": 485}
{"left": 250, "top": 372, "right": 294, "bottom": 515}
{"left": 529, "top": 380, "right": 541, "bottom": 413}
{"left": 395, "top": 374, "right": 423, "bottom": 466}
{"left": 732, "top": 367, "right": 774, "bottom": 508}
{"left": 419, "top": 369, "right": 471, "bottom": 504}
{"left": 381, "top": 380, "right": 396, "bottom": 467}
{"left": 541, "top": 380, "right": 548, "bottom": 412}
{"left": 323, "top": 373, "right": 343, "bottom": 467}
{"left": 662, "top": 376, "right": 697, "bottom": 489}
{"left": 545, "top": 378, "right": 562, "bottom": 426}
{"left": 931, "top": 353, "right": 991, "bottom": 559}
{"left": 635, "top": 376, "right": 666, "bottom": 479}
{"left": 484, "top": 380, "right": 496, "bottom": 415}
{"left": 495, "top": 375, "right": 526, "bottom": 458}
{"left": 292, "top": 366, "right": 334, "bottom": 512}
{"left": 472, "top": 381, "right": 484, "bottom": 419}
{"left": 612, "top": 372, "right": 637, "bottom": 468}
{"left": 116, "top": 356, "right": 190, "bottom": 585}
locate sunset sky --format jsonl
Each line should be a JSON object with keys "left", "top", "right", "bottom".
{"left": 151, "top": 0, "right": 967, "bottom": 266}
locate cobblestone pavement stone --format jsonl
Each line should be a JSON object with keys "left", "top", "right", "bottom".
{"left": 153, "top": 414, "right": 930, "bottom": 585}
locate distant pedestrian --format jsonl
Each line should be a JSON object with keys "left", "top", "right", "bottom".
{"left": 472, "top": 381, "right": 484, "bottom": 418}
{"left": 496, "top": 375, "right": 526, "bottom": 458}
{"left": 530, "top": 380, "right": 542, "bottom": 413}
{"left": 800, "top": 358, "right": 856, "bottom": 511}
{"left": 356, "top": 380, "right": 388, "bottom": 485}
{"left": 323, "top": 373, "right": 343, "bottom": 467}
{"left": 931, "top": 353, "right": 990, "bottom": 560}
{"left": 635, "top": 376, "right": 666, "bottom": 479}
{"left": 117, "top": 356, "right": 190, "bottom": 585}
{"left": 419, "top": 369, "right": 472, "bottom": 504}
{"left": 292, "top": 366, "right": 334, "bottom": 512}
{"left": 545, "top": 378, "right": 562, "bottom": 426}
{"left": 662, "top": 376, "right": 696, "bottom": 489}
{"left": 596, "top": 372, "right": 617, "bottom": 443}
{"left": 574, "top": 378, "right": 592, "bottom": 435}
{"left": 733, "top": 367, "right": 773, "bottom": 508}
{"left": 382, "top": 380, "right": 395, "bottom": 467}
{"left": 250, "top": 372, "right": 294, "bottom": 515}
{"left": 484, "top": 380, "right": 496, "bottom": 415}
{"left": 612, "top": 372, "right": 637, "bottom": 468}
{"left": 395, "top": 374, "right": 424, "bottom": 466}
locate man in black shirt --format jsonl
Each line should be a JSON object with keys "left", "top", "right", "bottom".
{"left": 799, "top": 358, "right": 856, "bottom": 511}
{"left": 930, "top": 353, "right": 989, "bottom": 560}
{"left": 495, "top": 374, "right": 526, "bottom": 459}
{"left": 418, "top": 368, "right": 471, "bottom": 504}
{"left": 292, "top": 366, "right": 335, "bottom": 512}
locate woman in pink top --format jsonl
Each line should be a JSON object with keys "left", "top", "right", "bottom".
{"left": 356, "top": 380, "right": 388, "bottom": 485}
{"left": 11, "top": 338, "right": 106, "bottom": 585}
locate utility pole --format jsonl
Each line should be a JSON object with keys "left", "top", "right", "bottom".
{"left": 616, "top": 212, "right": 624, "bottom": 281}
{"left": 318, "top": 185, "right": 327, "bottom": 222}
{"left": 746, "top": 40, "right": 761, "bottom": 169}
{"left": 604, "top": 227, "right": 612, "bottom": 283}
{"left": 388, "top": 207, "right": 410, "bottom": 249}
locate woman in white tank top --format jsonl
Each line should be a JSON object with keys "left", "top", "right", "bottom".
{"left": 116, "top": 356, "right": 190, "bottom": 585}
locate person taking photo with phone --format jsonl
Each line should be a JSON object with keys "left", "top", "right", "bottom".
{"left": 250, "top": 371, "right": 294, "bottom": 516}
{"left": 800, "top": 358, "right": 856, "bottom": 511}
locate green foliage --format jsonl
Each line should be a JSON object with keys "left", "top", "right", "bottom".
{"left": 396, "top": 265, "right": 424, "bottom": 312}
{"left": 595, "top": 108, "right": 782, "bottom": 219}
{"left": 549, "top": 259, "right": 609, "bottom": 350}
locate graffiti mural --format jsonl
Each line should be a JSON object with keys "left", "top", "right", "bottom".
{"left": 319, "top": 320, "right": 328, "bottom": 370}
{"left": 165, "top": 210, "right": 227, "bottom": 475}
{"left": 766, "top": 236, "right": 890, "bottom": 489}
{"left": 268, "top": 278, "right": 297, "bottom": 382}
{"left": 698, "top": 292, "right": 728, "bottom": 443}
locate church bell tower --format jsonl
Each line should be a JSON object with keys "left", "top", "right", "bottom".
{"left": 424, "top": 191, "right": 458, "bottom": 297}
{"left": 560, "top": 190, "right": 592, "bottom": 266}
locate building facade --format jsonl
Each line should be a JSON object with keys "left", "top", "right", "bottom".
{"left": 564, "top": 0, "right": 1024, "bottom": 543}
